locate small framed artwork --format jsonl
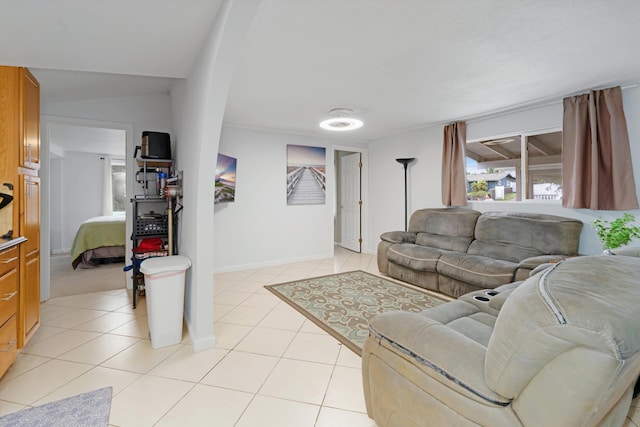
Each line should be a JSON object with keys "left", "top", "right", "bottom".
{"left": 215, "top": 153, "right": 237, "bottom": 204}
{"left": 286, "top": 144, "right": 326, "bottom": 205}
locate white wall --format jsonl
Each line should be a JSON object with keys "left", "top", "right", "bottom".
{"left": 41, "top": 94, "right": 173, "bottom": 208}
{"left": 171, "top": 0, "right": 262, "bottom": 351}
{"left": 41, "top": 95, "right": 172, "bottom": 186}
{"left": 40, "top": 94, "right": 172, "bottom": 300}
{"left": 214, "top": 126, "right": 348, "bottom": 271}
{"left": 366, "top": 85, "right": 640, "bottom": 256}
{"left": 49, "top": 157, "right": 63, "bottom": 253}
{"left": 41, "top": 94, "right": 172, "bottom": 137}
{"left": 367, "top": 125, "right": 444, "bottom": 252}
{"left": 51, "top": 152, "right": 106, "bottom": 252}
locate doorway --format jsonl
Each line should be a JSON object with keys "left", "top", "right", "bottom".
{"left": 335, "top": 147, "right": 368, "bottom": 253}
{"left": 41, "top": 116, "right": 134, "bottom": 300}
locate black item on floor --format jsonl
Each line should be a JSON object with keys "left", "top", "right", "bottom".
{"left": 97, "top": 256, "right": 125, "bottom": 265}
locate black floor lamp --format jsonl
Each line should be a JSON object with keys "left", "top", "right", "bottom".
{"left": 396, "top": 158, "right": 415, "bottom": 231}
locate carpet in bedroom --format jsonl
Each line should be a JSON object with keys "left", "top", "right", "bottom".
{"left": 50, "top": 254, "right": 126, "bottom": 298}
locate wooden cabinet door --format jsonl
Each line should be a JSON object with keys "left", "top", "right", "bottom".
{"left": 0, "top": 316, "right": 18, "bottom": 377}
{"left": 22, "top": 252, "right": 39, "bottom": 340}
{"left": 19, "top": 68, "right": 40, "bottom": 170}
{"left": 21, "top": 176, "right": 39, "bottom": 256}
{"left": 0, "top": 252, "right": 18, "bottom": 327}
{"left": 18, "top": 175, "right": 39, "bottom": 347}
{"left": 0, "top": 247, "right": 19, "bottom": 363}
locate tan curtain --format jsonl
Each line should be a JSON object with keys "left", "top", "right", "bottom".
{"left": 562, "top": 86, "right": 638, "bottom": 210}
{"left": 442, "top": 121, "right": 468, "bottom": 206}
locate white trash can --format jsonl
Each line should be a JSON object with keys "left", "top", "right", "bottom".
{"left": 140, "top": 255, "right": 191, "bottom": 349}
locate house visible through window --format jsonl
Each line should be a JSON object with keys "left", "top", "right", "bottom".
{"left": 111, "top": 159, "right": 126, "bottom": 213}
{"left": 465, "top": 130, "right": 562, "bottom": 201}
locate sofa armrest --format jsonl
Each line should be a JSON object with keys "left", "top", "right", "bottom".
{"left": 367, "top": 311, "right": 510, "bottom": 405}
{"left": 612, "top": 246, "right": 640, "bottom": 257}
{"left": 515, "top": 255, "right": 568, "bottom": 281}
{"left": 517, "top": 255, "right": 567, "bottom": 270}
{"left": 380, "top": 231, "right": 416, "bottom": 244}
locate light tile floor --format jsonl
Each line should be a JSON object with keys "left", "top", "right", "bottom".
{"left": 1, "top": 247, "right": 638, "bottom": 426}
{"left": 0, "top": 247, "right": 379, "bottom": 426}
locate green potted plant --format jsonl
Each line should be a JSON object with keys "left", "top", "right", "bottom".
{"left": 593, "top": 212, "right": 640, "bottom": 254}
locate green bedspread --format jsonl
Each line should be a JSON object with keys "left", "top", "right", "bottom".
{"left": 70, "top": 215, "right": 126, "bottom": 268}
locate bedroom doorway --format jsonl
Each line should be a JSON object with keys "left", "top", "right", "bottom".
{"left": 42, "top": 116, "right": 134, "bottom": 299}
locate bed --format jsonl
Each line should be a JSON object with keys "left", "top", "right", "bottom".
{"left": 70, "top": 215, "right": 126, "bottom": 269}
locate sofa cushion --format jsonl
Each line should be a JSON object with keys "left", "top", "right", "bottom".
{"left": 419, "top": 301, "right": 497, "bottom": 347}
{"left": 387, "top": 243, "right": 446, "bottom": 272}
{"left": 467, "top": 240, "right": 540, "bottom": 264}
{"left": 413, "top": 209, "right": 480, "bottom": 252}
{"left": 367, "top": 310, "right": 511, "bottom": 407}
{"left": 409, "top": 207, "right": 479, "bottom": 230}
{"left": 437, "top": 252, "right": 518, "bottom": 288}
{"left": 416, "top": 232, "right": 474, "bottom": 252}
{"left": 468, "top": 212, "right": 583, "bottom": 262}
{"left": 486, "top": 255, "right": 640, "bottom": 399}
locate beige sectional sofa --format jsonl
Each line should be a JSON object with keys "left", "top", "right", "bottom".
{"left": 362, "top": 253, "right": 640, "bottom": 426}
{"left": 377, "top": 207, "right": 583, "bottom": 298}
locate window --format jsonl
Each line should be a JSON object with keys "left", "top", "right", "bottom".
{"left": 465, "top": 130, "right": 562, "bottom": 202}
{"left": 111, "top": 159, "right": 126, "bottom": 213}
{"left": 526, "top": 133, "right": 562, "bottom": 200}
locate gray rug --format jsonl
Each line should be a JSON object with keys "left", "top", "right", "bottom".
{"left": 0, "top": 387, "right": 112, "bottom": 427}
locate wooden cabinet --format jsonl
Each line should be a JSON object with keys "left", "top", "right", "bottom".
{"left": 18, "top": 175, "right": 40, "bottom": 347}
{"left": 20, "top": 176, "right": 39, "bottom": 257}
{"left": 0, "top": 316, "right": 17, "bottom": 377}
{"left": 22, "top": 253, "right": 39, "bottom": 343}
{"left": 0, "top": 246, "right": 19, "bottom": 377}
{"left": 0, "top": 68, "right": 19, "bottom": 238}
{"left": 19, "top": 69, "right": 40, "bottom": 170}
{"left": 0, "top": 66, "right": 41, "bottom": 375}
{"left": 0, "top": 247, "right": 19, "bottom": 326}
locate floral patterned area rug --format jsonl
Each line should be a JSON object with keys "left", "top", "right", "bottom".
{"left": 265, "top": 270, "right": 448, "bottom": 356}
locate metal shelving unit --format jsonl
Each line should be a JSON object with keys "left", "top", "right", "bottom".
{"left": 130, "top": 158, "right": 174, "bottom": 308}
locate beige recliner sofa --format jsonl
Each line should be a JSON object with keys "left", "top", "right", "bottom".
{"left": 362, "top": 253, "right": 640, "bottom": 427}
{"left": 377, "top": 208, "right": 583, "bottom": 298}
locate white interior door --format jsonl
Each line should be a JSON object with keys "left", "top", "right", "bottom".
{"left": 340, "top": 152, "right": 361, "bottom": 252}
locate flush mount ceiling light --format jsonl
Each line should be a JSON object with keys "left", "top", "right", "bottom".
{"left": 319, "top": 108, "right": 363, "bottom": 131}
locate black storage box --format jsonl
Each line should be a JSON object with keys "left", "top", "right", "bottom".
{"left": 135, "top": 215, "right": 168, "bottom": 236}
{"left": 140, "top": 131, "right": 171, "bottom": 160}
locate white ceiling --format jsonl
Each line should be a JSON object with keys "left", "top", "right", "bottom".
{"left": 3, "top": 0, "right": 640, "bottom": 146}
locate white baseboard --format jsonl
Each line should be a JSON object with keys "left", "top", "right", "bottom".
{"left": 185, "top": 317, "right": 216, "bottom": 352}
{"left": 214, "top": 252, "right": 334, "bottom": 274}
